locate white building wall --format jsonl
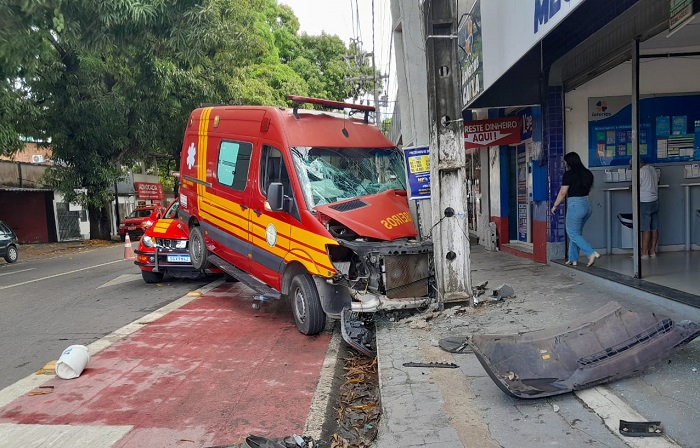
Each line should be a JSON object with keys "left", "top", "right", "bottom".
{"left": 391, "top": 0, "right": 432, "bottom": 238}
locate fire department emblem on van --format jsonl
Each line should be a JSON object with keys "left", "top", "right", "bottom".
{"left": 186, "top": 143, "right": 196, "bottom": 169}
{"left": 266, "top": 224, "right": 277, "bottom": 247}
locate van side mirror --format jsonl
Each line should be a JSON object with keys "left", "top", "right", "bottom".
{"left": 267, "top": 182, "right": 284, "bottom": 211}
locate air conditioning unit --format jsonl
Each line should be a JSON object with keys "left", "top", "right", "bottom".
{"left": 31, "top": 154, "right": 44, "bottom": 163}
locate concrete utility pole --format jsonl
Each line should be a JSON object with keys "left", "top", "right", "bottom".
{"left": 423, "top": 0, "right": 472, "bottom": 305}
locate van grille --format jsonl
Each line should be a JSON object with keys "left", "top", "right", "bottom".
{"left": 156, "top": 238, "right": 188, "bottom": 250}
{"left": 329, "top": 199, "right": 368, "bottom": 212}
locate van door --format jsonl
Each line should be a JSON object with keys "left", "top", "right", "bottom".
{"left": 202, "top": 137, "right": 254, "bottom": 271}
{"left": 248, "top": 144, "right": 297, "bottom": 290}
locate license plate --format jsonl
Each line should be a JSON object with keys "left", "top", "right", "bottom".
{"left": 167, "top": 254, "right": 190, "bottom": 263}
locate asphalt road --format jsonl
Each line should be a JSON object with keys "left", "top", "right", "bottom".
{"left": 0, "top": 243, "right": 213, "bottom": 390}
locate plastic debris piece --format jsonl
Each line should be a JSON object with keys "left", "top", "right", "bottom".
{"left": 340, "top": 308, "right": 375, "bottom": 357}
{"left": 470, "top": 301, "right": 699, "bottom": 399}
{"left": 403, "top": 361, "right": 459, "bottom": 368}
{"left": 619, "top": 420, "right": 663, "bottom": 437}
{"left": 27, "top": 385, "right": 54, "bottom": 396}
{"left": 438, "top": 336, "right": 472, "bottom": 353}
{"left": 491, "top": 284, "right": 515, "bottom": 300}
{"left": 243, "top": 434, "right": 287, "bottom": 448}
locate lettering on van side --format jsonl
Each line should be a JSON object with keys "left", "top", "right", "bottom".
{"left": 381, "top": 212, "right": 413, "bottom": 230}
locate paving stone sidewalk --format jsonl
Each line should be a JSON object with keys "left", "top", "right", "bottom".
{"left": 374, "top": 246, "right": 700, "bottom": 448}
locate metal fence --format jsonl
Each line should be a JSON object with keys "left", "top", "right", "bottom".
{"left": 56, "top": 202, "right": 82, "bottom": 241}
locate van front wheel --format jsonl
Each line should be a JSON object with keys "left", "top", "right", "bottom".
{"left": 189, "top": 226, "right": 211, "bottom": 270}
{"left": 290, "top": 274, "right": 326, "bottom": 335}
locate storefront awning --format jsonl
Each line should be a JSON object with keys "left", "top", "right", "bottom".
{"left": 464, "top": 0, "right": 649, "bottom": 110}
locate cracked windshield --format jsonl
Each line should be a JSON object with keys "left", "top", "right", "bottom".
{"left": 291, "top": 146, "right": 407, "bottom": 208}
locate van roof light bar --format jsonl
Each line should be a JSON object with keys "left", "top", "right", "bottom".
{"left": 286, "top": 95, "right": 374, "bottom": 123}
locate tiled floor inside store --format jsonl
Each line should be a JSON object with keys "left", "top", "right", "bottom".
{"left": 552, "top": 250, "right": 700, "bottom": 308}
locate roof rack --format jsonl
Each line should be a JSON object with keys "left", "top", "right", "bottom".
{"left": 286, "top": 95, "right": 374, "bottom": 124}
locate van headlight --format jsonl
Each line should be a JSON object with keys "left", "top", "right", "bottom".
{"left": 142, "top": 235, "right": 155, "bottom": 248}
{"left": 175, "top": 240, "right": 187, "bottom": 249}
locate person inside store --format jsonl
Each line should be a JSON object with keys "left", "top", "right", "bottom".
{"left": 639, "top": 157, "right": 659, "bottom": 259}
{"left": 551, "top": 152, "right": 600, "bottom": 267}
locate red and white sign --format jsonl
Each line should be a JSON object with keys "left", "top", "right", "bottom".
{"left": 464, "top": 117, "right": 521, "bottom": 148}
{"left": 134, "top": 182, "right": 165, "bottom": 200}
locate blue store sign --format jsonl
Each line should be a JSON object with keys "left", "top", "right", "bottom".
{"left": 588, "top": 94, "right": 700, "bottom": 167}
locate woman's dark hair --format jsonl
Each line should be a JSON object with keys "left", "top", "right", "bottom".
{"left": 564, "top": 152, "right": 593, "bottom": 192}
{"left": 564, "top": 152, "right": 584, "bottom": 169}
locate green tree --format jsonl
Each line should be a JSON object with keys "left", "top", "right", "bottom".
{"left": 2, "top": 0, "right": 255, "bottom": 238}
{"left": 1, "top": 0, "right": 382, "bottom": 240}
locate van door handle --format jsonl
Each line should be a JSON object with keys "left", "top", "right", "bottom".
{"left": 253, "top": 209, "right": 262, "bottom": 217}
{"left": 240, "top": 204, "right": 248, "bottom": 211}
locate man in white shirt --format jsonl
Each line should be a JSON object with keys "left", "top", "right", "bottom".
{"left": 639, "top": 158, "right": 659, "bottom": 259}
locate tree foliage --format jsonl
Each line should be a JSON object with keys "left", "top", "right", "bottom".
{"left": 0, "top": 0, "right": 381, "bottom": 239}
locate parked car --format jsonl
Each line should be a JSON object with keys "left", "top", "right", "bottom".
{"left": 134, "top": 200, "right": 220, "bottom": 283}
{"left": 117, "top": 205, "right": 164, "bottom": 241}
{"left": 0, "top": 220, "right": 19, "bottom": 263}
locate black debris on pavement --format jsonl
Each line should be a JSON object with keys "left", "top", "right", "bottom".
{"left": 340, "top": 309, "right": 376, "bottom": 357}
{"left": 491, "top": 283, "right": 515, "bottom": 300}
{"left": 403, "top": 361, "right": 459, "bottom": 368}
{"left": 438, "top": 335, "right": 472, "bottom": 353}
{"left": 619, "top": 420, "right": 664, "bottom": 437}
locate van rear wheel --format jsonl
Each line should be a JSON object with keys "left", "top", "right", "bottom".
{"left": 189, "top": 226, "right": 211, "bottom": 270}
{"left": 290, "top": 273, "right": 326, "bottom": 335}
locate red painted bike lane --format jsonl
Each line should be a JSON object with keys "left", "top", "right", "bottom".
{"left": 0, "top": 282, "right": 332, "bottom": 447}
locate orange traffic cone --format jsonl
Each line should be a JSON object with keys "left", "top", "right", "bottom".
{"left": 124, "top": 234, "right": 135, "bottom": 260}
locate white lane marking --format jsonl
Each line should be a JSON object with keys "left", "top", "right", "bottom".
{"left": 98, "top": 274, "right": 142, "bottom": 289}
{"left": 0, "top": 268, "right": 35, "bottom": 277}
{"left": 0, "top": 423, "right": 132, "bottom": 448}
{"left": 575, "top": 386, "right": 680, "bottom": 447}
{"left": 0, "top": 260, "right": 123, "bottom": 290}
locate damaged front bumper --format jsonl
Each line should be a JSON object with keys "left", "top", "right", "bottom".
{"left": 321, "top": 238, "right": 435, "bottom": 315}
{"left": 470, "top": 301, "right": 699, "bottom": 399}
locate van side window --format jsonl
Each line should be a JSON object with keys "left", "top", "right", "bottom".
{"left": 217, "top": 140, "right": 252, "bottom": 191}
{"left": 260, "top": 146, "right": 292, "bottom": 198}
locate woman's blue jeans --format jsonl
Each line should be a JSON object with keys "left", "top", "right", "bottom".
{"left": 566, "top": 196, "right": 594, "bottom": 262}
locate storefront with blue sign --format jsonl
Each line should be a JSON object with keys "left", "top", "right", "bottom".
{"left": 459, "top": 0, "right": 700, "bottom": 300}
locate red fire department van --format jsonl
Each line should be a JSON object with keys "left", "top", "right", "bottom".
{"left": 178, "top": 96, "right": 433, "bottom": 336}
